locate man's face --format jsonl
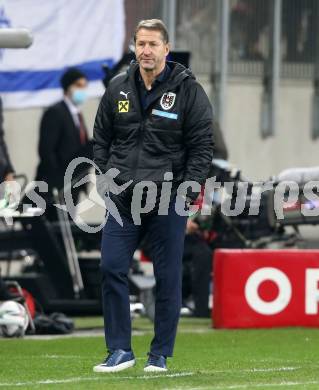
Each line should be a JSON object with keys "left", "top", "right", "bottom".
{"left": 67, "top": 77, "right": 88, "bottom": 105}
{"left": 135, "top": 28, "right": 169, "bottom": 73}
{"left": 69, "top": 77, "right": 88, "bottom": 94}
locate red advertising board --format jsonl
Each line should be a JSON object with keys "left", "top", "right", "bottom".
{"left": 213, "top": 249, "right": 319, "bottom": 328}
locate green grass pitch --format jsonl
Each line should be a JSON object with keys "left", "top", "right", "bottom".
{"left": 1, "top": 317, "right": 319, "bottom": 389}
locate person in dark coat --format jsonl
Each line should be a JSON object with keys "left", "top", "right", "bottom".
{"left": 35, "top": 68, "right": 92, "bottom": 219}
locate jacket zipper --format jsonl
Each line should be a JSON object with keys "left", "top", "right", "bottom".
{"left": 132, "top": 119, "right": 145, "bottom": 180}
{"left": 130, "top": 80, "right": 145, "bottom": 180}
{"left": 130, "top": 76, "right": 176, "bottom": 180}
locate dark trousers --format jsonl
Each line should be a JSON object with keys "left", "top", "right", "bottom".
{"left": 183, "top": 234, "right": 212, "bottom": 317}
{"left": 100, "top": 200, "right": 187, "bottom": 357}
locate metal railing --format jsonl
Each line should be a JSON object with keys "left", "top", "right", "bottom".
{"left": 123, "top": 0, "right": 318, "bottom": 79}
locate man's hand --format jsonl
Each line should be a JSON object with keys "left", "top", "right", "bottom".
{"left": 186, "top": 218, "right": 200, "bottom": 235}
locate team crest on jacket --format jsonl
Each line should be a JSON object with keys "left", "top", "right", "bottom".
{"left": 160, "top": 92, "right": 176, "bottom": 111}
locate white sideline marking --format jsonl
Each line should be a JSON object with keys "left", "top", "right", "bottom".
{"left": 211, "top": 367, "right": 300, "bottom": 374}
{"left": 0, "top": 366, "right": 301, "bottom": 388}
{"left": 165, "top": 381, "right": 319, "bottom": 390}
{"left": 38, "top": 355, "right": 300, "bottom": 371}
{"left": 0, "top": 372, "right": 194, "bottom": 387}
{"left": 247, "top": 367, "right": 299, "bottom": 372}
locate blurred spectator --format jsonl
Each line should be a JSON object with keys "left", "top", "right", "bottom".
{"left": 283, "top": 0, "right": 304, "bottom": 62}
{"left": 303, "top": 0, "right": 318, "bottom": 62}
{"left": 231, "top": 0, "right": 268, "bottom": 61}
{"left": 0, "top": 97, "right": 14, "bottom": 183}
{"left": 35, "top": 68, "right": 92, "bottom": 219}
{"left": 231, "top": 0, "right": 318, "bottom": 63}
{"left": 283, "top": 0, "right": 318, "bottom": 62}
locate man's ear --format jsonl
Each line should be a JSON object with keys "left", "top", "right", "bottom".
{"left": 165, "top": 43, "right": 170, "bottom": 57}
{"left": 65, "top": 86, "right": 72, "bottom": 97}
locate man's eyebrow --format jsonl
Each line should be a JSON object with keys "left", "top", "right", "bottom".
{"left": 137, "top": 39, "right": 159, "bottom": 44}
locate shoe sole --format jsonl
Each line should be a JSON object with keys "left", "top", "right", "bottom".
{"left": 144, "top": 365, "right": 167, "bottom": 372}
{"left": 93, "top": 359, "right": 135, "bottom": 373}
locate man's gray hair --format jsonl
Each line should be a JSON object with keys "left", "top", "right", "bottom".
{"left": 134, "top": 19, "right": 169, "bottom": 44}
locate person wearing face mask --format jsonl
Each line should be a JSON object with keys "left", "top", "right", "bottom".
{"left": 35, "top": 67, "right": 92, "bottom": 220}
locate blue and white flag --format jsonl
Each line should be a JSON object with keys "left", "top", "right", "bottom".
{"left": 0, "top": 0, "right": 125, "bottom": 108}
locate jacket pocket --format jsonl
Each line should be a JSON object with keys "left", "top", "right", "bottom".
{"left": 135, "top": 157, "right": 173, "bottom": 182}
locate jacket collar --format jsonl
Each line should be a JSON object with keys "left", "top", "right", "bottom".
{"left": 128, "top": 60, "right": 194, "bottom": 89}
{"left": 127, "top": 61, "right": 194, "bottom": 114}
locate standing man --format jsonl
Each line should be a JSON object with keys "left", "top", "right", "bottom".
{"left": 35, "top": 68, "right": 91, "bottom": 219}
{"left": 93, "top": 19, "right": 213, "bottom": 373}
